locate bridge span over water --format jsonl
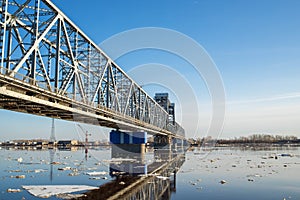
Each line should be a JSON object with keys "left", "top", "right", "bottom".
{"left": 0, "top": 0, "right": 185, "bottom": 140}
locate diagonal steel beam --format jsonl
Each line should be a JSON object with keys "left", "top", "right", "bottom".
{"left": 36, "top": 49, "right": 51, "bottom": 90}
{"left": 90, "top": 61, "right": 109, "bottom": 103}
{"left": 12, "top": 0, "right": 31, "bottom": 17}
{"left": 8, "top": 14, "right": 59, "bottom": 76}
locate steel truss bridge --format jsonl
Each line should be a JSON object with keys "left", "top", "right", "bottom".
{"left": 0, "top": 0, "right": 185, "bottom": 139}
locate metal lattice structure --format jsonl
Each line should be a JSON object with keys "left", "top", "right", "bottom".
{"left": 0, "top": 0, "right": 184, "bottom": 138}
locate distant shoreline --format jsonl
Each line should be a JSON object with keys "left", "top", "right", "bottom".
{"left": 191, "top": 141, "right": 300, "bottom": 148}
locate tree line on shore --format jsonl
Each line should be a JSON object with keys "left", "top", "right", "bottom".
{"left": 189, "top": 134, "right": 300, "bottom": 146}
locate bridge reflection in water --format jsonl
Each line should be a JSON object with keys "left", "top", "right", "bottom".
{"left": 80, "top": 146, "right": 186, "bottom": 200}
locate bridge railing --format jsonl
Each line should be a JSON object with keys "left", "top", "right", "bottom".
{"left": 167, "top": 122, "right": 185, "bottom": 137}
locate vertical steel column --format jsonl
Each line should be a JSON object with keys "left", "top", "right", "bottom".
{"left": 5, "top": 23, "right": 11, "bottom": 71}
{"left": 47, "top": 45, "right": 52, "bottom": 78}
{"left": 87, "top": 42, "right": 91, "bottom": 103}
{"left": 55, "top": 18, "right": 61, "bottom": 93}
{"left": 73, "top": 31, "right": 78, "bottom": 58}
{"left": 97, "top": 83, "right": 101, "bottom": 105}
{"left": 106, "top": 63, "right": 110, "bottom": 108}
{"left": 30, "top": 0, "right": 40, "bottom": 82}
{"left": 0, "top": 0, "right": 8, "bottom": 69}
{"left": 130, "top": 87, "right": 134, "bottom": 117}
{"left": 119, "top": 74, "right": 123, "bottom": 113}
{"left": 138, "top": 88, "right": 141, "bottom": 119}
{"left": 72, "top": 31, "right": 78, "bottom": 100}
{"left": 72, "top": 72, "right": 76, "bottom": 100}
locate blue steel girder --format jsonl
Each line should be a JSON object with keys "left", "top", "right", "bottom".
{"left": 0, "top": 0, "right": 185, "bottom": 138}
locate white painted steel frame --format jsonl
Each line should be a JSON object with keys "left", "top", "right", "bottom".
{"left": 0, "top": 0, "right": 184, "bottom": 137}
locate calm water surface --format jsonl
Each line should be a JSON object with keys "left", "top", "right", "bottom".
{"left": 0, "top": 146, "right": 299, "bottom": 200}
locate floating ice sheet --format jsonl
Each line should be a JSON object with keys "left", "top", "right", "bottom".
{"left": 22, "top": 185, "right": 98, "bottom": 198}
{"left": 103, "top": 158, "right": 137, "bottom": 163}
{"left": 86, "top": 171, "right": 107, "bottom": 176}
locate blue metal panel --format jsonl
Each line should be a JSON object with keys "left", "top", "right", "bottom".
{"left": 110, "top": 130, "right": 147, "bottom": 144}
{"left": 110, "top": 130, "right": 120, "bottom": 144}
{"left": 132, "top": 132, "right": 147, "bottom": 144}
{"left": 124, "top": 132, "right": 130, "bottom": 144}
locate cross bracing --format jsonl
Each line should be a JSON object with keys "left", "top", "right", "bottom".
{"left": 0, "top": 0, "right": 185, "bottom": 138}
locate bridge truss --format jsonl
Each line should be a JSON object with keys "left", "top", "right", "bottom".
{"left": 0, "top": 0, "right": 184, "bottom": 137}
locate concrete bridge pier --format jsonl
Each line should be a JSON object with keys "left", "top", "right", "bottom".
{"left": 109, "top": 130, "right": 147, "bottom": 176}
{"left": 110, "top": 130, "right": 147, "bottom": 157}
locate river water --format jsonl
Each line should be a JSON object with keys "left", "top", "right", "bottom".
{"left": 0, "top": 146, "right": 299, "bottom": 200}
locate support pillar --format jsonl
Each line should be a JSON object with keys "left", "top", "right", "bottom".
{"left": 109, "top": 130, "right": 147, "bottom": 176}
{"left": 110, "top": 130, "right": 147, "bottom": 156}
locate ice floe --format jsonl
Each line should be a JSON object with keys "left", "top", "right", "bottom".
{"left": 22, "top": 185, "right": 98, "bottom": 198}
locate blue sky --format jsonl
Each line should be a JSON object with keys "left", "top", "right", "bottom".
{"left": 1, "top": 0, "right": 300, "bottom": 140}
